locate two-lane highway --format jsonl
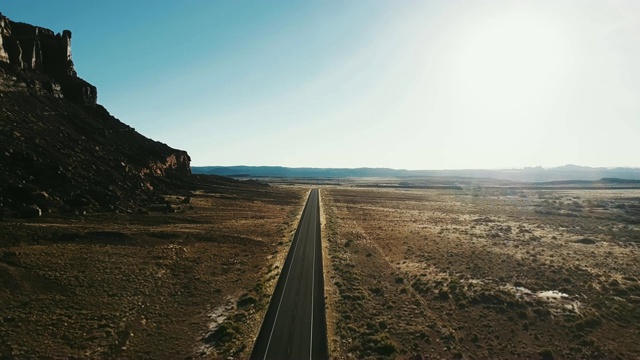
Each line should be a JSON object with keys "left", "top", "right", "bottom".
{"left": 251, "top": 189, "right": 328, "bottom": 359}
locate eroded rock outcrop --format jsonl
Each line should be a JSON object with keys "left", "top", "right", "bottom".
{"left": 0, "top": 12, "right": 96, "bottom": 105}
{"left": 0, "top": 12, "right": 192, "bottom": 215}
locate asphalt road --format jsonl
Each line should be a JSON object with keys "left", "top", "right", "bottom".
{"left": 251, "top": 189, "right": 328, "bottom": 360}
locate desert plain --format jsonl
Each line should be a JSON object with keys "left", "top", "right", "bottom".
{"left": 322, "top": 185, "right": 640, "bottom": 358}
{"left": 1, "top": 179, "right": 640, "bottom": 359}
{"left": 0, "top": 182, "right": 306, "bottom": 359}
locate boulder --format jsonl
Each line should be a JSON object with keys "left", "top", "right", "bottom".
{"left": 0, "top": 207, "right": 11, "bottom": 219}
{"left": 20, "top": 204, "right": 41, "bottom": 218}
{"left": 67, "top": 193, "right": 95, "bottom": 208}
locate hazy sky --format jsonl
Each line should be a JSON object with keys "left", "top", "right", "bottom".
{"left": 3, "top": 1, "right": 639, "bottom": 169}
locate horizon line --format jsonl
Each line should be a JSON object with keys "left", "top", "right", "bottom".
{"left": 190, "top": 164, "right": 640, "bottom": 171}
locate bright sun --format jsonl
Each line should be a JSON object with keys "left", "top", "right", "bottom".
{"left": 449, "top": 7, "right": 571, "bottom": 124}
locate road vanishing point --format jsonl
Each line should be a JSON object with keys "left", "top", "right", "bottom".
{"left": 251, "top": 189, "right": 328, "bottom": 360}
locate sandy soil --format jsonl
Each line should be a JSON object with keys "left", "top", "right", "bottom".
{"left": 322, "top": 186, "right": 640, "bottom": 359}
{"left": 0, "top": 185, "right": 306, "bottom": 359}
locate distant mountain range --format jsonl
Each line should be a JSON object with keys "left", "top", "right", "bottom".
{"left": 192, "top": 165, "right": 640, "bottom": 182}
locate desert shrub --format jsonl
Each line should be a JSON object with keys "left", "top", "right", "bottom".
{"left": 627, "top": 284, "right": 640, "bottom": 296}
{"left": 615, "top": 214, "right": 640, "bottom": 225}
{"left": 232, "top": 312, "right": 246, "bottom": 322}
{"left": 575, "top": 237, "right": 596, "bottom": 245}
{"left": 365, "top": 334, "right": 397, "bottom": 356}
{"left": 341, "top": 292, "right": 366, "bottom": 301}
{"left": 369, "top": 287, "right": 383, "bottom": 296}
{"left": 365, "top": 321, "right": 379, "bottom": 332}
{"left": 532, "top": 307, "right": 551, "bottom": 319}
{"left": 377, "top": 343, "right": 396, "bottom": 356}
{"left": 438, "top": 288, "right": 450, "bottom": 300}
{"left": 574, "top": 316, "right": 603, "bottom": 332}
{"left": 470, "top": 290, "right": 504, "bottom": 306}
{"left": 517, "top": 309, "right": 528, "bottom": 320}
{"left": 539, "top": 348, "right": 554, "bottom": 360}
{"left": 203, "top": 321, "right": 240, "bottom": 345}
{"left": 411, "top": 278, "right": 429, "bottom": 293}
{"left": 237, "top": 294, "right": 257, "bottom": 308}
{"left": 253, "top": 281, "right": 264, "bottom": 293}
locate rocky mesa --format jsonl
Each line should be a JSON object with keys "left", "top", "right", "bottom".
{"left": 0, "top": 12, "right": 192, "bottom": 217}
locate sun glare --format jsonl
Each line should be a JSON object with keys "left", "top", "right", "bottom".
{"left": 449, "top": 7, "right": 570, "bottom": 122}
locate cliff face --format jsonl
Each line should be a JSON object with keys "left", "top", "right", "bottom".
{"left": 0, "top": 13, "right": 192, "bottom": 216}
{"left": 0, "top": 13, "right": 96, "bottom": 105}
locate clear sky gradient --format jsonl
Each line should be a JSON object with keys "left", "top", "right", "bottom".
{"left": 3, "top": 1, "right": 639, "bottom": 169}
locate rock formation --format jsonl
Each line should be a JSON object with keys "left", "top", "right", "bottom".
{"left": 0, "top": 12, "right": 193, "bottom": 216}
{"left": 0, "top": 12, "right": 96, "bottom": 105}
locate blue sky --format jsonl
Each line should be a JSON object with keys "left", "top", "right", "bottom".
{"left": 3, "top": 1, "right": 639, "bottom": 169}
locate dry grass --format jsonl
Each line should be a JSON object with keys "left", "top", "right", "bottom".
{"left": 322, "top": 186, "right": 640, "bottom": 359}
{"left": 0, "top": 185, "right": 306, "bottom": 359}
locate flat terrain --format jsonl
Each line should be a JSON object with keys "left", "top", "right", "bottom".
{"left": 322, "top": 186, "right": 640, "bottom": 358}
{"left": 0, "top": 184, "right": 306, "bottom": 359}
{"left": 252, "top": 189, "right": 327, "bottom": 359}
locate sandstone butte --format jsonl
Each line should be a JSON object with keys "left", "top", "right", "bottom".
{"left": 0, "top": 12, "right": 193, "bottom": 217}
